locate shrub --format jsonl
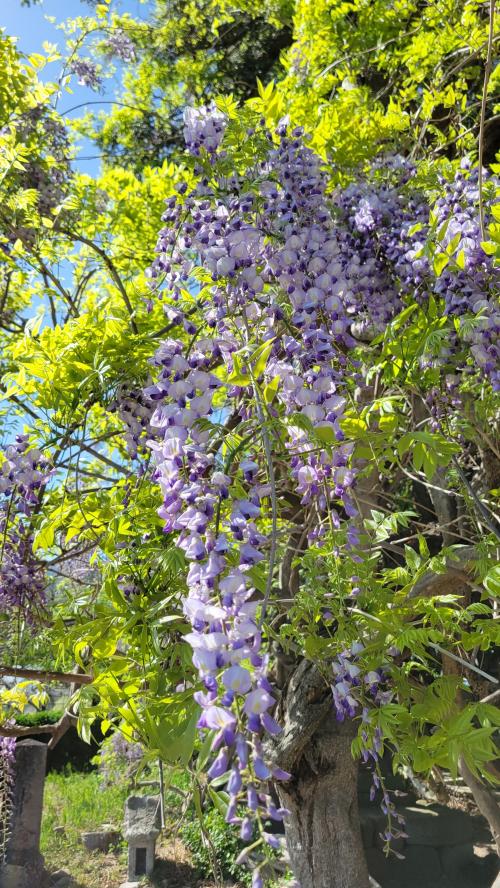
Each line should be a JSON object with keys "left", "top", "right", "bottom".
{"left": 15, "top": 709, "right": 63, "bottom": 726}
{"left": 181, "top": 807, "right": 252, "bottom": 885}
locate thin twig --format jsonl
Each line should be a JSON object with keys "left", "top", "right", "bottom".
{"left": 432, "top": 644, "right": 499, "bottom": 684}
{"left": 479, "top": 0, "right": 496, "bottom": 239}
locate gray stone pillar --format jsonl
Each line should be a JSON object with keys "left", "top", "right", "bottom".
{"left": 2, "top": 739, "right": 48, "bottom": 886}
{"left": 123, "top": 796, "right": 159, "bottom": 882}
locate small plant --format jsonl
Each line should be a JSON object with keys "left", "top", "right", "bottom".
{"left": 15, "top": 709, "right": 63, "bottom": 727}
{"left": 181, "top": 806, "right": 253, "bottom": 885}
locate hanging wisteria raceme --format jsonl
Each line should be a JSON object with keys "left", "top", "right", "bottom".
{"left": 110, "top": 383, "right": 156, "bottom": 459}
{"left": 424, "top": 376, "right": 462, "bottom": 433}
{"left": 1, "top": 105, "right": 71, "bottom": 249}
{"left": 337, "top": 158, "right": 499, "bottom": 388}
{"left": 145, "top": 105, "right": 499, "bottom": 870}
{"left": 0, "top": 436, "right": 52, "bottom": 615}
{"left": 69, "top": 58, "right": 103, "bottom": 91}
{"left": 144, "top": 112, "right": 389, "bottom": 869}
{"left": 104, "top": 29, "right": 136, "bottom": 63}
{"left": 0, "top": 737, "right": 15, "bottom": 864}
{"left": 331, "top": 642, "right": 408, "bottom": 850}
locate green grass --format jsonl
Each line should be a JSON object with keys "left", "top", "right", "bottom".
{"left": 39, "top": 769, "right": 282, "bottom": 888}
{"left": 41, "top": 771, "right": 129, "bottom": 887}
{"left": 42, "top": 770, "right": 127, "bottom": 840}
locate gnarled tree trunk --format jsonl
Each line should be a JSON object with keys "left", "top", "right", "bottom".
{"left": 269, "top": 659, "right": 370, "bottom": 888}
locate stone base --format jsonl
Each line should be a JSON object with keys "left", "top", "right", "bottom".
{"left": 81, "top": 829, "right": 120, "bottom": 852}
{"left": 119, "top": 882, "right": 141, "bottom": 888}
{"left": 50, "top": 871, "right": 70, "bottom": 881}
{"left": 0, "top": 864, "right": 31, "bottom": 888}
{"left": 0, "top": 863, "right": 51, "bottom": 888}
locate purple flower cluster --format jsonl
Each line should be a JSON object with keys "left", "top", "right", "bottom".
{"left": 97, "top": 731, "right": 143, "bottom": 784}
{"left": 104, "top": 29, "right": 136, "bottom": 63}
{"left": 0, "top": 436, "right": 51, "bottom": 615}
{"left": 332, "top": 642, "right": 393, "bottom": 722}
{"left": 336, "top": 155, "right": 428, "bottom": 338}
{"left": 332, "top": 645, "right": 406, "bottom": 850}
{"left": 0, "top": 737, "right": 16, "bottom": 862}
{"left": 431, "top": 166, "right": 499, "bottom": 389}
{"left": 3, "top": 107, "right": 70, "bottom": 248}
{"left": 148, "top": 115, "right": 362, "bottom": 539}
{"left": 183, "top": 103, "right": 228, "bottom": 156}
{"left": 144, "top": 335, "right": 289, "bottom": 836}
{"left": 110, "top": 384, "right": 156, "bottom": 459}
{"left": 424, "top": 375, "right": 462, "bottom": 433}
{"left": 338, "top": 158, "right": 499, "bottom": 387}
{"left": 69, "top": 58, "right": 103, "bottom": 91}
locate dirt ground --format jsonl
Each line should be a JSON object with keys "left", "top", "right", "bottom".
{"left": 47, "top": 834, "right": 237, "bottom": 888}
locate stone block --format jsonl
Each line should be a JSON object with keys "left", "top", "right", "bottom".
{"left": 124, "top": 796, "right": 160, "bottom": 841}
{"left": 0, "top": 864, "right": 31, "bottom": 888}
{"left": 440, "top": 843, "right": 498, "bottom": 888}
{"left": 366, "top": 844, "right": 442, "bottom": 888}
{"left": 50, "top": 870, "right": 70, "bottom": 883}
{"left": 5, "top": 740, "right": 47, "bottom": 871}
{"left": 359, "top": 806, "right": 386, "bottom": 849}
{"left": 124, "top": 795, "right": 160, "bottom": 881}
{"left": 81, "top": 829, "right": 120, "bottom": 851}
{"left": 401, "top": 804, "right": 490, "bottom": 846}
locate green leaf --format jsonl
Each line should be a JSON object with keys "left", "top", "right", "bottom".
{"left": 483, "top": 565, "right": 500, "bottom": 597}
{"left": 314, "top": 423, "right": 336, "bottom": 444}
{"left": 433, "top": 252, "right": 449, "bottom": 276}
{"left": 251, "top": 338, "right": 275, "bottom": 378}
{"left": 481, "top": 241, "right": 496, "bottom": 256}
{"left": 227, "top": 353, "right": 250, "bottom": 386}
{"left": 263, "top": 374, "right": 280, "bottom": 403}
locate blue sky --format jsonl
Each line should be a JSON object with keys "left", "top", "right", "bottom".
{"left": 0, "top": 0, "right": 145, "bottom": 53}
{"left": 1, "top": 0, "right": 147, "bottom": 175}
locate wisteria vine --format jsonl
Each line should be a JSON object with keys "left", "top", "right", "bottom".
{"left": 0, "top": 737, "right": 15, "bottom": 864}
{"left": 0, "top": 436, "right": 51, "bottom": 616}
{"left": 142, "top": 105, "right": 499, "bottom": 874}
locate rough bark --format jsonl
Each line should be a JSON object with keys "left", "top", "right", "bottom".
{"left": 268, "top": 660, "right": 370, "bottom": 888}
{"left": 459, "top": 756, "right": 500, "bottom": 857}
{"left": 442, "top": 650, "right": 500, "bottom": 858}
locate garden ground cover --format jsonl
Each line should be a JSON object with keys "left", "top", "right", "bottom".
{"left": 41, "top": 771, "right": 237, "bottom": 888}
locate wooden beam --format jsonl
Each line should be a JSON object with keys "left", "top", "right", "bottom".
{"left": 0, "top": 666, "right": 92, "bottom": 685}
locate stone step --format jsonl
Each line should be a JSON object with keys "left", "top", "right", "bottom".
{"left": 366, "top": 843, "right": 498, "bottom": 888}
{"left": 360, "top": 802, "right": 498, "bottom": 888}
{"left": 360, "top": 803, "right": 490, "bottom": 849}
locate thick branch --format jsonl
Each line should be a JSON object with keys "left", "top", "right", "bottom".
{"left": 267, "top": 659, "right": 332, "bottom": 773}
{"left": 0, "top": 722, "right": 57, "bottom": 738}
{"left": 459, "top": 756, "right": 500, "bottom": 856}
